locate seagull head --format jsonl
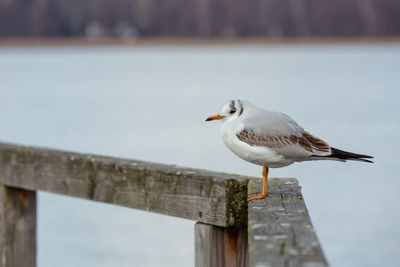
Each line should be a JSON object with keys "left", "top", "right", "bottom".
{"left": 206, "top": 99, "right": 244, "bottom": 122}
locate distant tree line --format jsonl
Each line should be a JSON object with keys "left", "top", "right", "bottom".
{"left": 0, "top": 0, "right": 399, "bottom": 38}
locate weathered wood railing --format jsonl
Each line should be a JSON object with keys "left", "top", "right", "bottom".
{"left": 0, "top": 142, "right": 328, "bottom": 267}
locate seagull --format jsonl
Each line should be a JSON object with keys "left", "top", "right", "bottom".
{"left": 206, "top": 99, "right": 373, "bottom": 202}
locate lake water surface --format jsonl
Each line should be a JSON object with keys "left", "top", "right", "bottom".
{"left": 0, "top": 44, "right": 399, "bottom": 267}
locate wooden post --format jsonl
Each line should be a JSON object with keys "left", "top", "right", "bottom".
{"left": 0, "top": 186, "right": 36, "bottom": 267}
{"left": 195, "top": 222, "right": 248, "bottom": 267}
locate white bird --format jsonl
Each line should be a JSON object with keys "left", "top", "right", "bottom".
{"left": 206, "top": 99, "right": 373, "bottom": 201}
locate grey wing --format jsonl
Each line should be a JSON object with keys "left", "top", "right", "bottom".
{"left": 242, "top": 110, "right": 304, "bottom": 137}
{"left": 238, "top": 111, "right": 331, "bottom": 158}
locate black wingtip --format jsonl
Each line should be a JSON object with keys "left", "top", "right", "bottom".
{"left": 330, "top": 147, "right": 374, "bottom": 163}
{"left": 358, "top": 158, "right": 374, "bottom": 163}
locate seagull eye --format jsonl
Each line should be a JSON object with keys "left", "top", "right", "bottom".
{"left": 230, "top": 108, "right": 236, "bottom": 114}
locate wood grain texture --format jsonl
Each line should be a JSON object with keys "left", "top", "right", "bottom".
{"left": 0, "top": 142, "right": 248, "bottom": 227}
{"left": 248, "top": 178, "right": 328, "bottom": 267}
{"left": 195, "top": 222, "right": 248, "bottom": 267}
{"left": 0, "top": 186, "right": 36, "bottom": 267}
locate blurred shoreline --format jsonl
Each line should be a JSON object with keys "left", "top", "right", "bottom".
{"left": 1, "top": 37, "right": 400, "bottom": 47}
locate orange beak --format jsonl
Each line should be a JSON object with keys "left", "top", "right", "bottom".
{"left": 206, "top": 114, "right": 225, "bottom": 121}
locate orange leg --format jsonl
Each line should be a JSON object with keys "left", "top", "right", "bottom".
{"left": 248, "top": 165, "right": 269, "bottom": 202}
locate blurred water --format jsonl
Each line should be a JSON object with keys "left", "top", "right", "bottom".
{"left": 0, "top": 44, "right": 399, "bottom": 267}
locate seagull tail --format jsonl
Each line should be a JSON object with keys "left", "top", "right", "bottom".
{"left": 330, "top": 147, "right": 374, "bottom": 163}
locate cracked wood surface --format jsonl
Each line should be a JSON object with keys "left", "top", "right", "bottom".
{"left": 0, "top": 142, "right": 248, "bottom": 227}
{"left": 248, "top": 178, "right": 328, "bottom": 266}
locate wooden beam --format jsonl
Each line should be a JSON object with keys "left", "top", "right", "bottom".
{"left": 0, "top": 186, "right": 36, "bottom": 267}
{"left": 0, "top": 142, "right": 329, "bottom": 266}
{"left": 0, "top": 142, "right": 248, "bottom": 227}
{"left": 248, "top": 178, "right": 328, "bottom": 266}
{"left": 195, "top": 222, "right": 248, "bottom": 267}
